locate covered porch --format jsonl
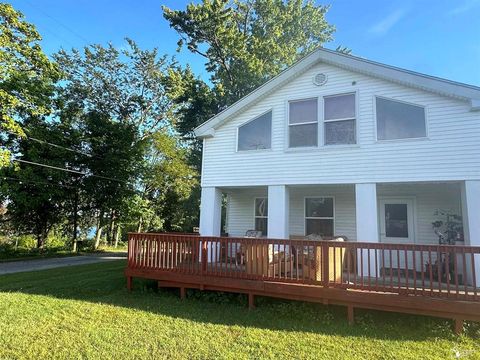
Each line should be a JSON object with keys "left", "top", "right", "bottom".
{"left": 201, "top": 181, "right": 480, "bottom": 287}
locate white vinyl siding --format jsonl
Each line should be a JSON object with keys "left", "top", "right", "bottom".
{"left": 377, "top": 182, "right": 461, "bottom": 245}
{"left": 202, "top": 62, "right": 480, "bottom": 187}
{"left": 225, "top": 187, "right": 267, "bottom": 237}
{"left": 289, "top": 185, "right": 355, "bottom": 239}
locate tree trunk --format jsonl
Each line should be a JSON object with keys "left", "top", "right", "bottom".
{"left": 137, "top": 217, "right": 143, "bottom": 233}
{"left": 108, "top": 210, "right": 115, "bottom": 245}
{"left": 94, "top": 226, "right": 103, "bottom": 249}
{"left": 114, "top": 225, "right": 121, "bottom": 248}
{"left": 36, "top": 230, "right": 48, "bottom": 250}
{"left": 36, "top": 235, "right": 44, "bottom": 249}
{"left": 94, "top": 214, "right": 104, "bottom": 249}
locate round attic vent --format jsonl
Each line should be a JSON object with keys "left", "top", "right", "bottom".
{"left": 313, "top": 73, "right": 327, "bottom": 86}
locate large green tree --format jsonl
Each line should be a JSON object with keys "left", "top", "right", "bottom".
{"left": 54, "top": 39, "right": 177, "bottom": 140}
{"left": 163, "top": 0, "right": 335, "bottom": 105}
{"left": 55, "top": 40, "right": 199, "bottom": 240}
{"left": 79, "top": 111, "right": 145, "bottom": 248}
{"left": 0, "top": 3, "right": 59, "bottom": 167}
{"left": 1, "top": 117, "right": 77, "bottom": 248}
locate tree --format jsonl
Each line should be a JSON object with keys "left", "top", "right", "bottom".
{"left": 54, "top": 39, "right": 177, "bottom": 140}
{"left": 143, "top": 132, "right": 198, "bottom": 232}
{"left": 0, "top": 3, "right": 59, "bottom": 167}
{"left": 163, "top": 0, "right": 335, "bottom": 105}
{"left": 55, "top": 40, "right": 199, "bottom": 239}
{"left": 79, "top": 111, "right": 145, "bottom": 248}
{"left": 1, "top": 117, "right": 75, "bottom": 248}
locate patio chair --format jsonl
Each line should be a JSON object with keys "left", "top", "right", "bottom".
{"left": 236, "top": 230, "right": 262, "bottom": 265}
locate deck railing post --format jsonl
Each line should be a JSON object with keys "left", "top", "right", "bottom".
{"left": 201, "top": 239, "right": 207, "bottom": 274}
{"left": 322, "top": 242, "right": 329, "bottom": 287}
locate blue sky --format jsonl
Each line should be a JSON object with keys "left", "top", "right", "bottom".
{"left": 9, "top": 0, "right": 480, "bottom": 86}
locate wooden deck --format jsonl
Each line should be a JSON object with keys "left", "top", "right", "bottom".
{"left": 124, "top": 233, "right": 480, "bottom": 333}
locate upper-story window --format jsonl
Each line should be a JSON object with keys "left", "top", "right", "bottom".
{"left": 376, "top": 97, "right": 426, "bottom": 140}
{"left": 324, "top": 93, "right": 356, "bottom": 145}
{"left": 237, "top": 111, "right": 272, "bottom": 151}
{"left": 288, "top": 98, "right": 318, "bottom": 148}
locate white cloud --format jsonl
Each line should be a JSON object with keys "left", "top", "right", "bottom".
{"left": 449, "top": 0, "right": 480, "bottom": 15}
{"left": 368, "top": 9, "right": 407, "bottom": 36}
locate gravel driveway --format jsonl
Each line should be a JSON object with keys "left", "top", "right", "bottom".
{"left": 0, "top": 252, "right": 127, "bottom": 275}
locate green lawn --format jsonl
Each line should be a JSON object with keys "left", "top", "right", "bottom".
{"left": 0, "top": 261, "right": 478, "bottom": 359}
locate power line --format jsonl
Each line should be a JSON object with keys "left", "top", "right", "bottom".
{"left": 29, "top": 136, "right": 93, "bottom": 157}
{"left": 22, "top": 0, "right": 91, "bottom": 44}
{"left": 12, "top": 159, "right": 126, "bottom": 183}
{"left": 3, "top": 128, "right": 95, "bottom": 158}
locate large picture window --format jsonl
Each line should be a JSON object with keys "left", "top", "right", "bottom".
{"left": 238, "top": 111, "right": 272, "bottom": 151}
{"left": 376, "top": 97, "right": 426, "bottom": 140}
{"left": 324, "top": 93, "right": 356, "bottom": 145}
{"left": 288, "top": 98, "right": 318, "bottom": 148}
{"left": 254, "top": 198, "right": 268, "bottom": 236}
{"left": 305, "top": 197, "right": 334, "bottom": 238}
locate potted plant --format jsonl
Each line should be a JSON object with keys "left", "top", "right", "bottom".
{"left": 427, "top": 210, "right": 463, "bottom": 283}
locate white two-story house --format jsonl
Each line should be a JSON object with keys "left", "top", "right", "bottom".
{"left": 194, "top": 48, "right": 480, "bottom": 282}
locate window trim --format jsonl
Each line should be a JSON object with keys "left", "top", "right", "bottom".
{"left": 322, "top": 92, "right": 358, "bottom": 146}
{"left": 236, "top": 109, "right": 273, "bottom": 152}
{"left": 374, "top": 95, "right": 428, "bottom": 142}
{"left": 303, "top": 196, "right": 335, "bottom": 237}
{"left": 287, "top": 97, "right": 319, "bottom": 149}
{"left": 253, "top": 197, "right": 268, "bottom": 235}
{"left": 285, "top": 91, "right": 360, "bottom": 150}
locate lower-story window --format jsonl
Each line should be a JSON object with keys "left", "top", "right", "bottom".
{"left": 305, "top": 197, "right": 334, "bottom": 238}
{"left": 254, "top": 197, "right": 268, "bottom": 236}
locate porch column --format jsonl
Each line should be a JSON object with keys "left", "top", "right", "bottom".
{"left": 267, "top": 185, "right": 289, "bottom": 239}
{"left": 199, "top": 187, "right": 222, "bottom": 236}
{"left": 461, "top": 180, "right": 480, "bottom": 287}
{"left": 199, "top": 187, "right": 222, "bottom": 262}
{"left": 355, "top": 183, "right": 379, "bottom": 277}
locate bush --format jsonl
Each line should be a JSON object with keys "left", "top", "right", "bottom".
{"left": 0, "top": 231, "right": 73, "bottom": 260}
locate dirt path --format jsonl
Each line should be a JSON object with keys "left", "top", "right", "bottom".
{"left": 0, "top": 252, "right": 127, "bottom": 275}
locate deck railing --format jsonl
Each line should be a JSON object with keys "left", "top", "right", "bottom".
{"left": 127, "top": 233, "right": 480, "bottom": 301}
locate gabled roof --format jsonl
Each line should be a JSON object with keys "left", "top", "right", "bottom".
{"left": 195, "top": 47, "right": 480, "bottom": 138}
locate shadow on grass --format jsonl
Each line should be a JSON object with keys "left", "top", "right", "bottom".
{"left": 0, "top": 259, "right": 477, "bottom": 341}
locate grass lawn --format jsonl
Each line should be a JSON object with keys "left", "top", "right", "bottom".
{"left": 0, "top": 261, "right": 479, "bottom": 359}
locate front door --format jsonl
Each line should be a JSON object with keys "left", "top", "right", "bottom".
{"left": 379, "top": 198, "right": 415, "bottom": 244}
{"left": 379, "top": 198, "right": 416, "bottom": 270}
